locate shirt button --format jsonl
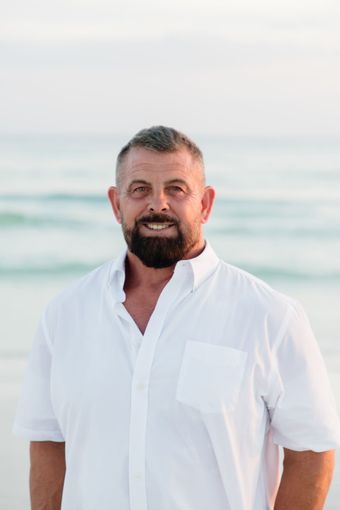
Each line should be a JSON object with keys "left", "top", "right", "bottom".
{"left": 136, "top": 382, "right": 146, "bottom": 390}
{"left": 134, "top": 472, "right": 143, "bottom": 480}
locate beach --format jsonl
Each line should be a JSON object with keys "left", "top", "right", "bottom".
{"left": 1, "top": 134, "right": 340, "bottom": 508}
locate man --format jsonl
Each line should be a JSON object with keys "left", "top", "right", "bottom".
{"left": 14, "top": 126, "right": 340, "bottom": 509}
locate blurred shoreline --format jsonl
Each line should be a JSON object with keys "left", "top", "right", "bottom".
{"left": 2, "top": 134, "right": 340, "bottom": 508}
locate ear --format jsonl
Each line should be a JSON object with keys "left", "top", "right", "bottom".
{"left": 200, "top": 186, "right": 216, "bottom": 224}
{"left": 107, "top": 186, "right": 122, "bottom": 224}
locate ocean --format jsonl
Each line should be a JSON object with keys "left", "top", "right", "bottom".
{"left": 1, "top": 134, "right": 340, "bottom": 508}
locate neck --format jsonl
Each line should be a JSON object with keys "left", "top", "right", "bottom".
{"left": 124, "top": 252, "right": 175, "bottom": 292}
{"left": 124, "top": 238, "right": 206, "bottom": 292}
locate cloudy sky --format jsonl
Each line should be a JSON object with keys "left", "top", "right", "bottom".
{"left": 1, "top": 0, "right": 339, "bottom": 135}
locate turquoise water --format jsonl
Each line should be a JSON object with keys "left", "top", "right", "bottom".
{"left": 1, "top": 134, "right": 340, "bottom": 509}
{"left": 0, "top": 135, "right": 340, "bottom": 354}
{"left": 1, "top": 134, "right": 340, "bottom": 356}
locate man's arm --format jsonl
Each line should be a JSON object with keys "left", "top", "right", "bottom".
{"left": 274, "top": 448, "right": 335, "bottom": 510}
{"left": 30, "top": 441, "right": 66, "bottom": 510}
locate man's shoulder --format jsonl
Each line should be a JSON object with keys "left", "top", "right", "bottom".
{"left": 46, "top": 259, "right": 115, "bottom": 311}
{"left": 216, "top": 258, "right": 298, "bottom": 315}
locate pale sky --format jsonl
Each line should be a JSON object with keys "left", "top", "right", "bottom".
{"left": 1, "top": 0, "right": 339, "bottom": 135}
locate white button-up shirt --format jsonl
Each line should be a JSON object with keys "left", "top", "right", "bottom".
{"left": 14, "top": 242, "right": 340, "bottom": 510}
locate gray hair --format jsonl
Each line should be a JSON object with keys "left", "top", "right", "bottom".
{"left": 115, "top": 126, "right": 205, "bottom": 188}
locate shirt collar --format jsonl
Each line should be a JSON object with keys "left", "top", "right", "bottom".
{"left": 174, "top": 240, "right": 220, "bottom": 292}
{"left": 108, "top": 240, "right": 220, "bottom": 303}
{"left": 107, "top": 249, "right": 127, "bottom": 303}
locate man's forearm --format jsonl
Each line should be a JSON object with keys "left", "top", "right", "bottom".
{"left": 274, "top": 448, "right": 335, "bottom": 510}
{"left": 30, "top": 441, "right": 66, "bottom": 510}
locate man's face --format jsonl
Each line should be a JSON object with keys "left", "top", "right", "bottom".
{"left": 108, "top": 147, "right": 215, "bottom": 268}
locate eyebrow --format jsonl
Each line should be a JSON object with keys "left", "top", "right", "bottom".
{"left": 126, "top": 179, "right": 151, "bottom": 190}
{"left": 126, "top": 178, "right": 190, "bottom": 189}
{"left": 164, "top": 179, "right": 189, "bottom": 187}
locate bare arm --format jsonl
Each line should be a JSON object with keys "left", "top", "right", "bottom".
{"left": 274, "top": 448, "right": 335, "bottom": 510}
{"left": 30, "top": 441, "right": 66, "bottom": 510}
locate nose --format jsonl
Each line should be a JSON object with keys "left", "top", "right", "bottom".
{"left": 147, "top": 190, "right": 169, "bottom": 213}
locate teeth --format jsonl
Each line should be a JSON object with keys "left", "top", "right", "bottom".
{"left": 145, "top": 223, "right": 172, "bottom": 230}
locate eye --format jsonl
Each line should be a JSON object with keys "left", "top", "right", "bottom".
{"left": 130, "top": 186, "right": 150, "bottom": 196}
{"left": 167, "top": 185, "right": 185, "bottom": 195}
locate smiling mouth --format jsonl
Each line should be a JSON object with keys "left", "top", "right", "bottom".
{"left": 143, "top": 223, "right": 175, "bottom": 231}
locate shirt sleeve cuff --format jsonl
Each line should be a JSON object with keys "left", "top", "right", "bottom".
{"left": 272, "top": 431, "right": 340, "bottom": 452}
{"left": 12, "top": 423, "right": 65, "bottom": 442}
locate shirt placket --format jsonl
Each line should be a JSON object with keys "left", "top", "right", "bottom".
{"left": 127, "top": 268, "right": 189, "bottom": 510}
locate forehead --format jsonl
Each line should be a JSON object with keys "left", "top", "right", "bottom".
{"left": 119, "top": 147, "right": 202, "bottom": 185}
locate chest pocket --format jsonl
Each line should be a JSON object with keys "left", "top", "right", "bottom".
{"left": 175, "top": 341, "right": 248, "bottom": 414}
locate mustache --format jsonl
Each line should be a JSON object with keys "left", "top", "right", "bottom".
{"left": 136, "top": 214, "right": 179, "bottom": 226}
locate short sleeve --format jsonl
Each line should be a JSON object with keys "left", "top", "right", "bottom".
{"left": 13, "top": 309, "right": 64, "bottom": 441}
{"left": 267, "top": 301, "right": 340, "bottom": 452}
